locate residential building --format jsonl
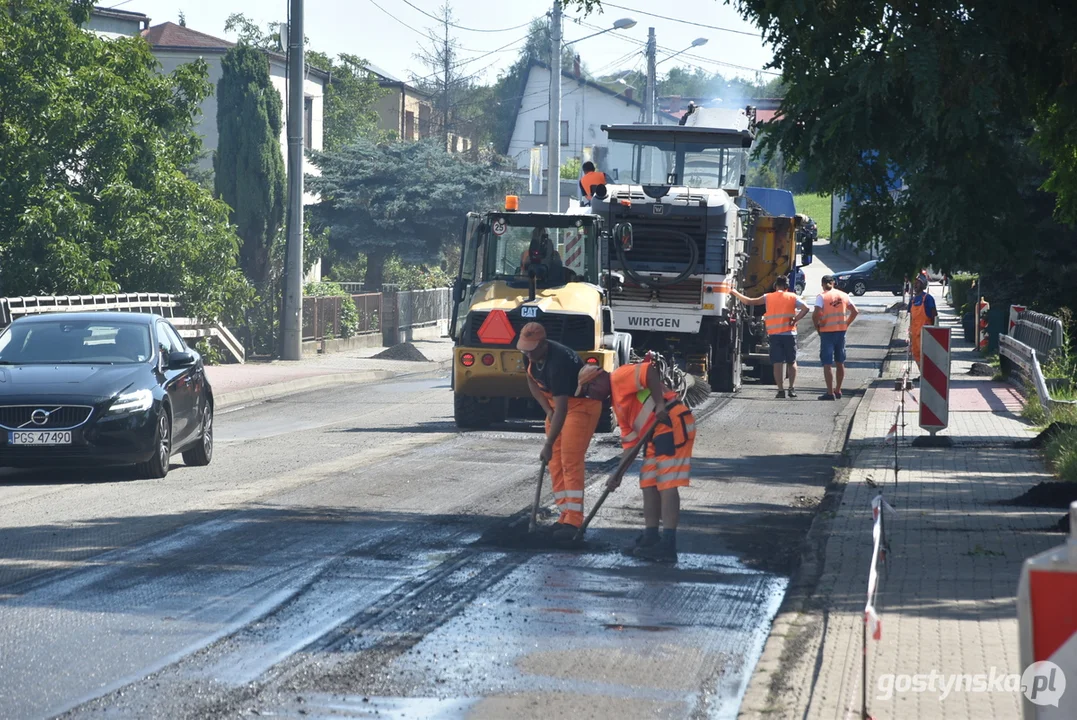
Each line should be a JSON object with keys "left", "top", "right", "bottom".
{"left": 364, "top": 64, "right": 472, "bottom": 152}
{"left": 142, "top": 21, "right": 328, "bottom": 202}
{"left": 87, "top": 7, "right": 150, "bottom": 39}
{"left": 506, "top": 59, "right": 677, "bottom": 177}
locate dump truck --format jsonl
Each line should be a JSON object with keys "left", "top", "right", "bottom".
{"left": 590, "top": 105, "right": 812, "bottom": 392}
{"left": 449, "top": 197, "right": 631, "bottom": 431}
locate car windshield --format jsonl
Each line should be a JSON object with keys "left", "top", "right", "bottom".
{"left": 850, "top": 260, "right": 877, "bottom": 273}
{"left": 0, "top": 320, "right": 153, "bottom": 365}
{"left": 480, "top": 219, "right": 599, "bottom": 288}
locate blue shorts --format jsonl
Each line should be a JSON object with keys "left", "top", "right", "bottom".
{"left": 819, "top": 331, "right": 847, "bottom": 365}
{"left": 768, "top": 334, "right": 797, "bottom": 364}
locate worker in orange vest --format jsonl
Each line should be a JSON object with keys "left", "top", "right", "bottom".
{"left": 730, "top": 275, "right": 810, "bottom": 398}
{"left": 813, "top": 274, "right": 859, "bottom": 399}
{"left": 908, "top": 275, "right": 937, "bottom": 376}
{"left": 520, "top": 322, "right": 604, "bottom": 543}
{"left": 599, "top": 356, "right": 696, "bottom": 563}
{"left": 579, "top": 161, "right": 608, "bottom": 202}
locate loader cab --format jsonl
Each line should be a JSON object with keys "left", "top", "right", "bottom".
{"left": 449, "top": 209, "right": 603, "bottom": 339}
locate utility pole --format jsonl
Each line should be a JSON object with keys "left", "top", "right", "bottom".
{"left": 441, "top": 9, "right": 451, "bottom": 150}
{"left": 281, "top": 0, "right": 304, "bottom": 361}
{"left": 546, "top": 0, "right": 562, "bottom": 212}
{"left": 645, "top": 27, "right": 657, "bottom": 123}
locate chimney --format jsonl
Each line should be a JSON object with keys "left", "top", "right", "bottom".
{"left": 624, "top": 87, "right": 633, "bottom": 101}
{"left": 573, "top": 54, "right": 581, "bottom": 79}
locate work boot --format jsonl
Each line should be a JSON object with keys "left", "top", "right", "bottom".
{"left": 633, "top": 536, "right": 677, "bottom": 563}
{"left": 625, "top": 528, "right": 660, "bottom": 555}
{"left": 787, "top": 388, "right": 798, "bottom": 398}
{"left": 551, "top": 524, "right": 581, "bottom": 545}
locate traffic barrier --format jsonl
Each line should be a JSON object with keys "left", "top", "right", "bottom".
{"left": 919, "top": 326, "right": 951, "bottom": 434}
{"left": 1012, "top": 309, "right": 1065, "bottom": 361}
{"left": 861, "top": 494, "right": 895, "bottom": 720}
{"left": 977, "top": 297, "right": 990, "bottom": 353}
{"left": 1010, "top": 304, "right": 1028, "bottom": 335}
{"left": 1016, "top": 501, "right": 1077, "bottom": 718}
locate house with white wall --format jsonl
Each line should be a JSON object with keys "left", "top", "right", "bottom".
{"left": 506, "top": 59, "right": 676, "bottom": 187}
{"left": 87, "top": 6, "right": 150, "bottom": 39}
{"left": 142, "top": 23, "right": 327, "bottom": 203}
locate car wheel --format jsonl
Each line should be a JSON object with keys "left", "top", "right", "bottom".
{"left": 795, "top": 282, "right": 805, "bottom": 295}
{"left": 182, "top": 402, "right": 213, "bottom": 466}
{"left": 138, "top": 409, "right": 171, "bottom": 479}
{"left": 853, "top": 281, "right": 868, "bottom": 296}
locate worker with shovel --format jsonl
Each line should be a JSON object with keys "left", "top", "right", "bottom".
{"left": 520, "top": 322, "right": 603, "bottom": 544}
{"left": 598, "top": 356, "right": 696, "bottom": 563}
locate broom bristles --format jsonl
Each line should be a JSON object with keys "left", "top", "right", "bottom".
{"left": 683, "top": 374, "right": 712, "bottom": 409}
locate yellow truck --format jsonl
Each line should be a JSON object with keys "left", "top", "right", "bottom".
{"left": 449, "top": 198, "right": 631, "bottom": 431}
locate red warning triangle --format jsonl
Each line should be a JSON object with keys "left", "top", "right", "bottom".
{"left": 476, "top": 309, "right": 516, "bottom": 345}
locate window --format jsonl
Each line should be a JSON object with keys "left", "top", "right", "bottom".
{"left": 405, "top": 110, "right": 415, "bottom": 141}
{"left": 304, "top": 97, "right": 313, "bottom": 149}
{"left": 156, "top": 321, "right": 185, "bottom": 365}
{"left": 533, "top": 120, "right": 569, "bottom": 146}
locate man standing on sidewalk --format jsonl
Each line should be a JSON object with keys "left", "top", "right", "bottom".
{"left": 730, "top": 276, "right": 810, "bottom": 398}
{"left": 908, "top": 275, "right": 937, "bottom": 376}
{"left": 520, "top": 322, "right": 603, "bottom": 544}
{"left": 813, "top": 275, "right": 859, "bottom": 400}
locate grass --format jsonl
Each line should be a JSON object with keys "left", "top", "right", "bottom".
{"left": 1021, "top": 386, "right": 1077, "bottom": 482}
{"left": 793, "top": 193, "right": 832, "bottom": 238}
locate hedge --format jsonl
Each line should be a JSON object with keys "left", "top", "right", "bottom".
{"left": 949, "top": 273, "right": 977, "bottom": 313}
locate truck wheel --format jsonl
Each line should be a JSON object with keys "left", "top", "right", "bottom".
{"left": 595, "top": 397, "right": 615, "bottom": 434}
{"left": 454, "top": 394, "right": 493, "bottom": 429}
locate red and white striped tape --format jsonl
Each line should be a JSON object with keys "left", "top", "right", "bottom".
{"left": 919, "top": 326, "right": 951, "bottom": 431}
{"left": 563, "top": 233, "right": 584, "bottom": 271}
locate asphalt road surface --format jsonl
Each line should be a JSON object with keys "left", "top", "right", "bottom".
{"left": 0, "top": 311, "right": 896, "bottom": 720}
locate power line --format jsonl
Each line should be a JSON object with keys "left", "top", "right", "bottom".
{"left": 597, "top": 1, "right": 761, "bottom": 38}
{"left": 410, "top": 33, "right": 531, "bottom": 84}
{"left": 399, "top": 0, "right": 538, "bottom": 33}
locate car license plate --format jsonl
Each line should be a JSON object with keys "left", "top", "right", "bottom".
{"left": 9, "top": 431, "right": 72, "bottom": 445}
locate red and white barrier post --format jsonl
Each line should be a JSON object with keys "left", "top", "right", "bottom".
{"left": 1017, "top": 501, "right": 1077, "bottom": 718}
{"left": 918, "top": 326, "right": 951, "bottom": 437}
{"left": 977, "top": 297, "right": 990, "bottom": 353}
{"left": 1010, "top": 304, "right": 1027, "bottom": 336}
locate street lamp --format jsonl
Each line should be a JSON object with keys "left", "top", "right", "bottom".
{"left": 656, "top": 37, "right": 708, "bottom": 66}
{"left": 547, "top": 6, "right": 637, "bottom": 211}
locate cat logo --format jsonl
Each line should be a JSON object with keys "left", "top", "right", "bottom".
{"left": 521, "top": 306, "right": 539, "bottom": 319}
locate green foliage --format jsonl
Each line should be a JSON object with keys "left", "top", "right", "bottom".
{"left": 1045, "top": 425, "right": 1077, "bottom": 482}
{"left": 214, "top": 43, "right": 286, "bottom": 285}
{"left": 0, "top": 0, "right": 249, "bottom": 321}
{"left": 307, "top": 138, "right": 516, "bottom": 289}
{"left": 304, "top": 281, "right": 360, "bottom": 338}
{"left": 948, "top": 274, "right": 978, "bottom": 314}
{"left": 194, "top": 338, "right": 224, "bottom": 366}
{"left": 384, "top": 257, "right": 453, "bottom": 290}
{"left": 747, "top": 164, "right": 777, "bottom": 189}
{"left": 792, "top": 194, "right": 832, "bottom": 238}
{"left": 560, "top": 158, "right": 582, "bottom": 180}
{"left": 308, "top": 52, "right": 386, "bottom": 150}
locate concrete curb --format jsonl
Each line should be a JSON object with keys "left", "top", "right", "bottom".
{"left": 214, "top": 359, "right": 452, "bottom": 410}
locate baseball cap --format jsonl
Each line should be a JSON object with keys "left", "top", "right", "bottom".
{"left": 575, "top": 365, "right": 603, "bottom": 396}
{"left": 516, "top": 322, "right": 546, "bottom": 352}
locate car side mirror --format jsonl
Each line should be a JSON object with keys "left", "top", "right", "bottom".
{"left": 168, "top": 350, "right": 196, "bottom": 369}
{"left": 452, "top": 278, "right": 466, "bottom": 304}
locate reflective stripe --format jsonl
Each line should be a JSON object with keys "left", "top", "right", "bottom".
{"left": 553, "top": 490, "right": 585, "bottom": 500}
{"left": 559, "top": 501, "right": 583, "bottom": 512}
{"left": 656, "top": 470, "right": 691, "bottom": 483}
{"left": 684, "top": 421, "right": 696, "bottom": 434}
{"left": 818, "top": 290, "right": 850, "bottom": 332}
{"left": 656, "top": 458, "right": 685, "bottom": 470}
{"left": 765, "top": 292, "right": 799, "bottom": 334}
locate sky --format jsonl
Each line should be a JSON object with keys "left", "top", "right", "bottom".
{"left": 111, "top": 0, "right": 778, "bottom": 85}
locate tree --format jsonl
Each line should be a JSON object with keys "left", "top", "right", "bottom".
{"left": 214, "top": 43, "right": 286, "bottom": 286}
{"left": 307, "top": 138, "right": 514, "bottom": 288}
{"left": 224, "top": 14, "right": 385, "bottom": 150}
{"left": 0, "top": 0, "right": 249, "bottom": 321}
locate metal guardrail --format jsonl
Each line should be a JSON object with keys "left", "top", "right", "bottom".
{"left": 1011, "top": 310, "right": 1064, "bottom": 360}
{"left": 0, "top": 293, "right": 245, "bottom": 364}
{"left": 395, "top": 288, "right": 452, "bottom": 331}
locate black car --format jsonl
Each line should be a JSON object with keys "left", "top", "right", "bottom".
{"left": 833, "top": 259, "right": 904, "bottom": 296}
{"left": 0, "top": 312, "right": 213, "bottom": 478}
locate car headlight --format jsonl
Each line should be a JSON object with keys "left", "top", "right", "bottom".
{"left": 837, "top": 275, "right": 849, "bottom": 281}
{"left": 108, "top": 388, "right": 154, "bottom": 415}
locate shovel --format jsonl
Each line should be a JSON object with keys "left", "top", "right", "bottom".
{"left": 527, "top": 460, "right": 547, "bottom": 533}
{"left": 572, "top": 425, "right": 657, "bottom": 543}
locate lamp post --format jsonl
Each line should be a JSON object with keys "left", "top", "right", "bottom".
{"left": 546, "top": 10, "right": 636, "bottom": 211}
{"left": 647, "top": 37, "right": 708, "bottom": 122}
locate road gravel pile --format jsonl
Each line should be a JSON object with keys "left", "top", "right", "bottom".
{"left": 371, "top": 343, "right": 430, "bottom": 362}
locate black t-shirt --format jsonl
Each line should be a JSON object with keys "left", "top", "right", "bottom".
{"left": 525, "top": 339, "right": 582, "bottom": 397}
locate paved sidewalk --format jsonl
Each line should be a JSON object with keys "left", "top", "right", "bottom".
{"left": 740, "top": 292, "right": 1063, "bottom": 718}
{"left": 207, "top": 337, "right": 453, "bottom": 408}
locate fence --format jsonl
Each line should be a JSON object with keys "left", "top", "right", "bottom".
{"left": 380, "top": 287, "right": 453, "bottom": 345}
{"left": 1000, "top": 307, "right": 1074, "bottom": 408}
{"left": 352, "top": 293, "right": 381, "bottom": 335}
{"left": 0, "top": 293, "right": 245, "bottom": 363}
{"left": 302, "top": 295, "right": 343, "bottom": 342}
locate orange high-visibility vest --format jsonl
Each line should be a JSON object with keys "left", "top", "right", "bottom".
{"left": 764, "top": 291, "right": 799, "bottom": 335}
{"left": 610, "top": 360, "right": 680, "bottom": 449}
{"left": 818, "top": 289, "right": 851, "bottom": 332}
{"left": 580, "top": 170, "right": 606, "bottom": 199}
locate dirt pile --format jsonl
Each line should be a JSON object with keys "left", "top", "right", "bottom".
{"left": 371, "top": 342, "right": 430, "bottom": 362}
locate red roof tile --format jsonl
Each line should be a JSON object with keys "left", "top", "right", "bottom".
{"left": 142, "top": 22, "right": 234, "bottom": 50}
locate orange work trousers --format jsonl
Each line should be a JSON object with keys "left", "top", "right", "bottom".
{"left": 544, "top": 397, "right": 603, "bottom": 527}
{"left": 639, "top": 405, "right": 696, "bottom": 491}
